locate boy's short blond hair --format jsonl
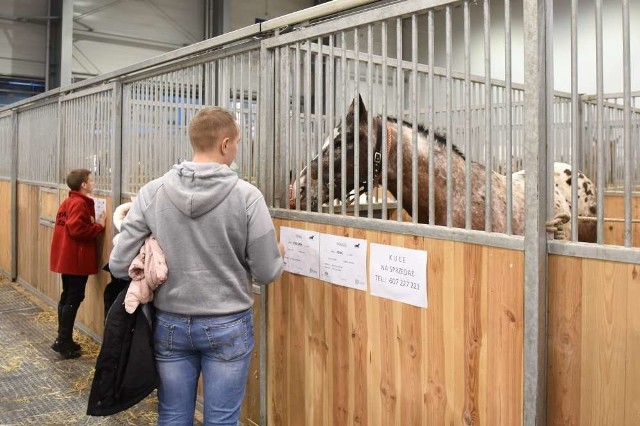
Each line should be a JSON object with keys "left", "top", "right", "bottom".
{"left": 188, "top": 107, "right": 238, "bottom": 151}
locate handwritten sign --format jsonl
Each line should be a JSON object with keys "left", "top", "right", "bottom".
{"left": 280, "top": 226, "right": 320, "bottom": 278}
{"left": 369, "top": 243, "right": 428, "bottom": 308}
{"left": 319, "top": 233, "right": 367, "bottom": 291}
{"left": 93, "top": 197, "right": 107, "bottom": 222}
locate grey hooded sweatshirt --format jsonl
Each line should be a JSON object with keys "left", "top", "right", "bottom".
{"left": 109, "top": 162, "right": 284, "bottom": 315}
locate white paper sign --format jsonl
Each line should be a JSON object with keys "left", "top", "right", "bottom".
{"left": 319, "top": 234, "right": 367, "bottom": 291}
{"left": 93, "top": 197, "right": 107, "bottom": 222}
{"left": 369, "top": 243, "right": 428, "bottom": 308}
{"left": 280, "top": 227, "right": 320, "bottom": 278}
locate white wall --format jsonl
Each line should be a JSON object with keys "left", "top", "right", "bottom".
{"left": 430, "top": 0, "right": 638, "bottom": 94}
{"left": 552, "top": 0, "right": 640, "bottom": 94}
{"left": 0, "top": 0, "right": 48, "bottom": 78}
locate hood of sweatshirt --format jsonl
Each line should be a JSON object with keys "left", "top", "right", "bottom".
{"left": 163, "top": 162, "right": 239, "bottom": 218}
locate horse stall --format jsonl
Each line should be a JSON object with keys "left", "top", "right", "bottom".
{"left": 0, "top": 0, "right": 638, "bottom": 425}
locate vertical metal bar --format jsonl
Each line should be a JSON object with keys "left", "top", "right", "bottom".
{"left": 259, "top": 286, "right": 268, "bottom": 426}
{"left": 283, "top": 47, "right": 292, "bottom": 210}
{"left": 354, "top": 28, "right": 360, "bottom": 217}
{"left": 112, "top": 82, "right": 123, "bottom": 211}
{"left": 396, "top": 18, "right": 403, "bottom": 222}
{"left": 367, "top": 25, "right": 374, "bottom": 219}
{"left": 261, "top": 47, "right": 274, "bottom": 204}
{"left": 483, "top": 0, "right": 493, "bottom": 232}
{"left": 294, "top": 43, "right": 301, "bottom": 210}
{"left": 595, "top": 0, "right": 605, "bottom": 244}
{"left": 505, "top": 0, "right": 513, "bottom": 235}
{"left": 523, "top": 0, "right": 548, "bottom": 424}
{"left": 411, "top": 14, "right": 418, "bottom": 224}
{"left": 464, "top": 1, "right": 472, "bottom": 229}
{"left": 570, "top": 0, "right": 579, "bottom": 241}
{"left": 381, "top": 21, "right": 388, "bottom": 220}
{"left": 239, "top": 53, "right": 245, "bottom": 173}
{"left": 10, "top": 111, "right": 18, "bottom": 280}
{"left": 316, "top": 38, "right": 323, "bottom": 214}
{"left": 446, "top": 7, "right": 453, "bottom": 227}
{"left": 328, "top": 35, "right": 335, "bottom": 215}
{"left": 428, "top": 11, "right": 435, "bottom": 225}
{"left": 305, "top": 41, "right": 312, "bottom": 213}
{"left": 622, "top": 0, "right": 632, "bottom": 247}
{"left": 273, "top": 50, "right": 281, "bottom": 205}
{"left": 258, "top": 49, "right": 272, "bottom": 424}
{"left": 341, "top": 31, "right": 347, "bottom": 215}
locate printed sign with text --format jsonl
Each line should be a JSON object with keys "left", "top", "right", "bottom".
{"left": 369, "top": 243, "right": 428, "bottom": 308}
{"left": 319, "top": 233, "right": 367, "bottom": 291}
{"left": 280, "top": 226, "right": 320, "bottom": 279}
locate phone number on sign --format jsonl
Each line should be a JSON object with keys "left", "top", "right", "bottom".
{"left": 388, "top": 277, "right": 419, "bottom": 290}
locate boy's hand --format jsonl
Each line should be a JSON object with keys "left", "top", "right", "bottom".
{"left": 278, "top": 242, "right": 286, "bottom": 257}
{"left": 98, "top": 211, "right": 107, "bottom": 227}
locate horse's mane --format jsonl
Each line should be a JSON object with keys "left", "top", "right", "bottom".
{"left": 384, "top": 116, "right": 466, "bottom": 160}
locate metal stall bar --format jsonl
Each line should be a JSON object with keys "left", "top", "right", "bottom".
{"left": 381, "top": 21, "right": 388, "bottom": 220}
{"left": 367, "top": 24, "right": 374, "bottom": 219}
{"left": 523, "top": 0, "right": 548, "bottom": 424}
{"left": 354, "top": 27, "right": 360, "bottom": 217}
{"left": 622, "top": 0, "right": 632, "bottom": 247}
{"left": 595, "top": 0, "right": 605, "bottom": 244}
{"left": 305, "top": 39, "right": 312, "bottom": 214}
{"left": 570, "top": 0, "right": 579, "bottom": 241}
{"left": 411, "top": 14, "right": 418, "bottom": 223}
{"left": 505, "top": 0, "right": 513, "bottom": 235}
{"left": 112, "top": 83, "right": 123, "bottom": 210}
{"left": 328, "top": 34, "right": 335, "bottom": 215}
{"left": 10, "top": 111, "right": 18, "bottom": 280}
{"left": 258, "top": 43, "right": 274, "bottom": 426}
{"left": 428, "top": 10, "right": 435, "bottom": 225}
{"left": 396, "top": 18, "right": 404, "bottom": 222}
{"left": 483, "top": 0, "right": 493, "bottom": 232}
{"left": 446, "top": 6, "right": 453, "bottom": 227}
{"left": 294, "top": 43, "right": 302, "bottom": 210}
{"left": 341, "top": 31, "right": 348, "bottom": 215}
{"left": 316, "top": 38, "right": 324, "bottom": 214}
{"left": 464, "top": 1, "right": 472, "bottom": 229}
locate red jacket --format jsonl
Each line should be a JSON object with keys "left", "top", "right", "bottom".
{"left": 50, "top": 191, "right": 104, "bottom": 275}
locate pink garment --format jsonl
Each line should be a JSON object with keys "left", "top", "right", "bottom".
{"left": 125, "top": 236, "right": 168, "bottom": 314}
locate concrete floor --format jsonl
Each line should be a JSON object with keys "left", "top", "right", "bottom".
{"left": 0, "top": 276, "right": 203, "bottom": 426}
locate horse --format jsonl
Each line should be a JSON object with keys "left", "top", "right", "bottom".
{"left": 289, "top": 95, "right": 597, "bottom": 242}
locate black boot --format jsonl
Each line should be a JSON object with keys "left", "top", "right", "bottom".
{"left": 51, "top": 303, "right": 81, "bottom": 359}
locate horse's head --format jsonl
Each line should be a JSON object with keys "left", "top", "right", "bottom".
{"left": 288, "top": 95, "right": 376, "bottom": 211}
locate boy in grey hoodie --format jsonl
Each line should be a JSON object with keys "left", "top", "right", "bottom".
{"left": 109, "top": 107, "right": 284, "bottom": 425}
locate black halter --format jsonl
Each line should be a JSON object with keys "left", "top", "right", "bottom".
{"left": 371, "top": 118, "right": 384, "bottom": 187}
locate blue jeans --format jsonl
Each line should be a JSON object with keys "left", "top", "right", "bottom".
{"left": 153, "top": 308, "right": 254, "bottom": 426}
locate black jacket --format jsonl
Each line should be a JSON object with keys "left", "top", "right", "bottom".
{"left": 87, "top": 288, "right": 157, "bottom": 416}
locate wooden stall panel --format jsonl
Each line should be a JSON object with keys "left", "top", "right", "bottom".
{"left": 603, "top": 194, "right": 640, "bottom": 247}
{"left": 77, "top": 195, "right": 113, "bottom": 337}
{"left": 625, "top": 263, "right": 640, "bottom": 425}
{"left": 17, "top": 184, "right": 41, "bottom": 292}
{"left": 581, "top": 259, "right": 628, "bottom": 426}
{"left": 268, "top": 219, "right": 524, "bottom": 426}
{"left": 547, "top": 255, "right": 583, "bottom": 426}
{"left": 0, "top": 181, "right": 11, "bottom": 274}
{"left": 548, "top": 256, "right": 640, "bottom": 426}
{"left": 40, "top": 189, "right": 59, "bottom": 223}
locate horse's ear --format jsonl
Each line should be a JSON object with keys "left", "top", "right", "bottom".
{"left": 347, "top": 94, "right": 368, "bottom": 126}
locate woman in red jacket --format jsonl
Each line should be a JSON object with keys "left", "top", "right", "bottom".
{"left": 50, "top": 169, "right": 106, "bottom": 359}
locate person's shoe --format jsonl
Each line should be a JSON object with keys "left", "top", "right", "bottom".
{"left": 51, "top": 339, "right": 81, "bottom": 359}
{"left": 58, "top": 346, "right": 81, "bottom": 359}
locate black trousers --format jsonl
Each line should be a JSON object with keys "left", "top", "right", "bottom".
{"left": 60, "top": 274, "right": 88, "bottom": 307}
